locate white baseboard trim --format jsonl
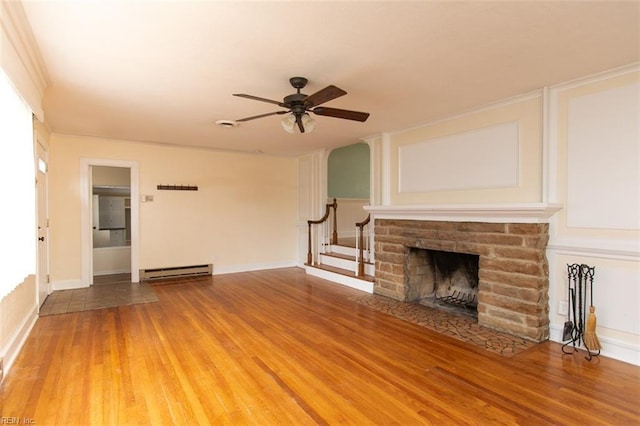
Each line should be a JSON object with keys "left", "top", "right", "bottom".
{"left": 549, "top": 324, "right": 640, "bottom": 366}
{"left": 0, "top": 303, "right": 38, "bottom": 382}
{"left": 212, "top": 261, "right": 297, "bottom": 275}
{"left": 52, "top": 279, "right": 87, "bottom": 291}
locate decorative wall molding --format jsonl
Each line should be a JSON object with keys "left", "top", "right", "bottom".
{"left": 548, "top": 236, "right": 640, "bottom": 261}
{"left": 365, "top": 203, "right": 562, "bottom": 224}
{"left": 398, "top": 121, "right": 520, "bottom": 193}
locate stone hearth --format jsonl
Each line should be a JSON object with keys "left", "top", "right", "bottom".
{"left": 374, "top": 219, "right": 550, "bottom": 342}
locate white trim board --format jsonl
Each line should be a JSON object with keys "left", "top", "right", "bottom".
{"left": 549, "top": 324, "right": 639, "bottom": 366}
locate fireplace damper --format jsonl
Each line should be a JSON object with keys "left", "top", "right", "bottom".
{"left": 407, "top": 248, "right": 479, "bottom": 317}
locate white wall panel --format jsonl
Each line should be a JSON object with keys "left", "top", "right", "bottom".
{"left": 398, "top": 121, "right": 519, "bottom": 193}
{"left": 567, "top": 82, "right": 640, "bottom": 230}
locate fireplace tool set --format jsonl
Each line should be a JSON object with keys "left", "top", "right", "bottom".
{"left": 562, "top": 263, "right": 600, "bottom": 360}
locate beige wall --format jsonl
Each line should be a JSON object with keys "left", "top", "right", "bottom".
{"left": 0, "top": 275, "right": 37, "bottom": 376}
{"left": 49, "top": 134, "right": 298, "bottom": 283}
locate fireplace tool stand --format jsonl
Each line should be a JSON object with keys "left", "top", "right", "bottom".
{"left": 562, "top": 263, "right": 600, "bottom": 361}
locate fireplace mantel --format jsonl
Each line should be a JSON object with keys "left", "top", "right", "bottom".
{"left": 364, "top": 203, "right": 562, "bottom": 224}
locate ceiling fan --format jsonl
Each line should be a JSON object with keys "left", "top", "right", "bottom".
{"left": 233, "top": 77, "right": 370, "bottom": 133}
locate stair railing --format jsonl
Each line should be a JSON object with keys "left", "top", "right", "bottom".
{"left": 355, "top": 214, "right": 371, "bottom": 276}
{"left": 307, "top": 198, "right": 338, "bottom": 265}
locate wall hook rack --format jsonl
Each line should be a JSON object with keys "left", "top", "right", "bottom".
{"left": 157, "top": 184, "right": 198, "bottom": 191}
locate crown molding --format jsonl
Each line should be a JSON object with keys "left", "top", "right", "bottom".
{"left": 1, "top": 0, "right": 49, "bottom": 94}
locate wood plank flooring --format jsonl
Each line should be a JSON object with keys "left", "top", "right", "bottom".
{"left": 1, "top": 267, "right": 639, "bottom": 425}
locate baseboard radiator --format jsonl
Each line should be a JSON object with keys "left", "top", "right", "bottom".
{"left": 139, "top": 264, "right": 212, "bottom": 281}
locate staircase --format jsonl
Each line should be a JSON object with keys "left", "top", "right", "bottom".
{"left": 305, "top": 240, "right": 375, "bottom": 293}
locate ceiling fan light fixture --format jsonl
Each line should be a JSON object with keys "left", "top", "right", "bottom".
{"left": 301, "top": 113, "right": 316, "bottom": 133}
{"left": 281, "top": 113, "right": 296, "bottom": 133}
{"left": 281, "top": 113, "right": 315, "bottom": 134}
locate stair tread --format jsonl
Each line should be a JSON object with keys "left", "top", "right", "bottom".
{"left": 306, "top": 263, "right": 375, "bottom": 282}
{"left": 321, "top": 251, "right": 373, "bottom": 265}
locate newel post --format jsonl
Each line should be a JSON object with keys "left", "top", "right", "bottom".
{"left": 331, "top": 198, "right": 338, "bottom": 244}
{"left": 307, "top": 221, "right": 313, "bottom": 264}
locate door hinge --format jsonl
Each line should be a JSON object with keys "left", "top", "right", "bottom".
{"left": 46, "top": 219, "right": 50, "bottom": 228}
{"left": 46, "top": 275, "right": 50, "bottom": 284}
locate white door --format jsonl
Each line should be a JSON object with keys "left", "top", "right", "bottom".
{"left": 36, "top": 141, "right": 50, "bottom": 307}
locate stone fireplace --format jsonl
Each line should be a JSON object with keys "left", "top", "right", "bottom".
{"left": 373, "top": 219, "right": 550, "bottom": 342}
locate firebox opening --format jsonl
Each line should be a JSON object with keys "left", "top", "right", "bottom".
{"left": 406, "top": 248, "right": 479, "bottom": 319}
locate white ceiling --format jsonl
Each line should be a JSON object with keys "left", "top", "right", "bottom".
{"left": 22, "top": 1, "right": 640, "bottom": 156}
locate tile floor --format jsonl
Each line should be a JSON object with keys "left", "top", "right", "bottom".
{"left": 352, "top": 293, "right": 539, "bottom": 357}
{"left": 39, "top": 274, "right": 158, "bottom": 316}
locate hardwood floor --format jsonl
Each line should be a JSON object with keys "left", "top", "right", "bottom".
{"left": 1, "top": 267, "right": 638, "bottom": 425}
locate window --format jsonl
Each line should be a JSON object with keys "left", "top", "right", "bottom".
{"left": 0, "top": 69, "right": 35, "bottom": 300}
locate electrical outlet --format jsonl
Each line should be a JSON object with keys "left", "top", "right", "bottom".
{"left": 558, "top": 300, "right": 568, "bottom": 316}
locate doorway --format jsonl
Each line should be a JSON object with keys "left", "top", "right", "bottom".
{"left": 92, "top": 166, "right": 131, "bottom": 283}
{"left": 36, "top": 140, "right": 49, "bottom": 307}
{"left": 80, "top": 159, "right": 139, "bottom": 285}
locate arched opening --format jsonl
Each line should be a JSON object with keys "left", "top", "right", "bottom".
{"left": 327, "top": 142, "right": 370, "bottom": 245}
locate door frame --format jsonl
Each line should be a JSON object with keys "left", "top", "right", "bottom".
{"left": 80, "top": 158, "right": 139, "bottom": 284}
{"left": 35, "top": 138, "right": 50, "bottom": 307}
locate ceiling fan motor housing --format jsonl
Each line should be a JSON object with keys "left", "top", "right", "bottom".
{"left": 284, "top": 93, "right": 307, "bottom": 114}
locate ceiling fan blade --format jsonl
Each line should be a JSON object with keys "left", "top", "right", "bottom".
{"left": 233, "top": 93, "right": 285, "bottom": 107}
{"left": 235, "top": 110, "right": 287, "bottom": 122}
{"left": 312, "top": 107, "right": 370, "bottom": 122}
{"left": 304, "top": 85, "right": 347, "bottom": 108}
{"left": 296, "top": 114, "right": 305, "bottom": 133}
